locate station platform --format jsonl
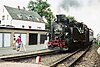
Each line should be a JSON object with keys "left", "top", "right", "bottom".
{"left": 0, "top": 44, "right": 49, "bottom": 58}
{"left": 0, "top": 62, "right": 48, "bottom": 67}
{"left": 0, "top": 44, "right": 51, "bottom": 67}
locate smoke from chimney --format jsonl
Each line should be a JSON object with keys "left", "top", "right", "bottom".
{"left": 60, "top": 0, "right": 81, "bottom": 11}
{"left": 58, "top": 0, "right": 100, "bottom": 37}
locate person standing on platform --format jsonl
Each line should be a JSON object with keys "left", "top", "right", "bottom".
{"left": 16, "top": 36, "right": 21, "bottom": 52}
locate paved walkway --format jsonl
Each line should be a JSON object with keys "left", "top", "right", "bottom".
{"left": 0, "top": 44, "right": 47, "bottom": 57}
{"left": 0, "top": 62, "right": 48, "bottom": 67}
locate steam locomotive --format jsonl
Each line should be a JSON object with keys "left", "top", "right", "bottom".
{"left": 47, "top": 14, "right": 93, "bottom": 51}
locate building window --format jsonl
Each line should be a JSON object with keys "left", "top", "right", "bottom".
{"left": 2, "top": 15, "right": 5, "bottom": 20}
{"left": 29, "top": 26, "right": 31, "bottom": 29}
{"left": 37, "top": 27, "right": 41, "bottom": 29}
{"left": 17, "top": 14, "right": 23, "bottom": 19}
{"left": 27, "top": 15, "right": 32, "bottom": 20}
{"left": 7, "top": 15, "right": 9, "bottom": 20}
{"left": 22, "top": 25, "right": 24, "bottom": 28}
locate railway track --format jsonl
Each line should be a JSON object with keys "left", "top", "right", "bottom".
{"left": 49, "top": 47, "right": 90, "bottom": 67}
{"left": 0, "top": 49, "right": 56, "bottom": 61}
{"left": 1, "top": 46, "right": 90, "bottom": 67}
{"left": 16, "top": 50, "right": 72, "bottom": 63}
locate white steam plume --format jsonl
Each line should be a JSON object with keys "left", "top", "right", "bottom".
{"left": 58, "top": 0, "right": 100, "bottom": 37}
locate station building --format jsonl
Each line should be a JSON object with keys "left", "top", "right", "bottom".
{"left": 0, "top": 5, "right": 47, "bottom": 47}
{"left": 0, "top": 27, "right": 47, "bottom": 47}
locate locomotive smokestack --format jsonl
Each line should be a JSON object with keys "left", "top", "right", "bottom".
{"left": 56, "top": 14, "right": 69, "bottom": 23}
{"left": 56, "top": 14, "right": 66, "bottom": 22}
{"left": 56, "top": 15, "right": 61, "bottom": 22}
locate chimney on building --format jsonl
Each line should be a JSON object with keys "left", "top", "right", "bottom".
{"left": 23, "top": 7, "right": 25, "bottom": 10}
{"left": 18, "top": 6, "right": 20, "bottom": 10}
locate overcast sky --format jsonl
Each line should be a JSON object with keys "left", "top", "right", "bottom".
{"left": 0, "top": 0, "right": 100, "bottom": 37}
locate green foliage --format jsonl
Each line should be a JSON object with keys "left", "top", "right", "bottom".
{"left": 28, "top": 0, "right": 55, "bottom": 29}
{"left": 67, "top": 15, "right": 77, "bottom": 23}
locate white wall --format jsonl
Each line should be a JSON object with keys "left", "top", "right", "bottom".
{"left": 12, "top": 20, "right": 45, "bottom": 30}
{"left": 0, "top": 6, "right": 45, "bottom": 30}
{"left": 0, "top": 6, "right": 12, "bottom": 25}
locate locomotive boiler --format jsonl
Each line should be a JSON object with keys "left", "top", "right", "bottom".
{"left": 47, "top": 14, "right": 93, "bottom": 51}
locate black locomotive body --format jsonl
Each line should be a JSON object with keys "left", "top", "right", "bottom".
{"left": 47, "top": 14, "right": 93, "bottom": 51}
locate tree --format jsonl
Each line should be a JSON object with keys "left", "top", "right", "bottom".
{"left": 67, "top": 15, "right": 77, "bottom": 23}
{"left": 28, "top": 0, "right": 55, "bottom": 29}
